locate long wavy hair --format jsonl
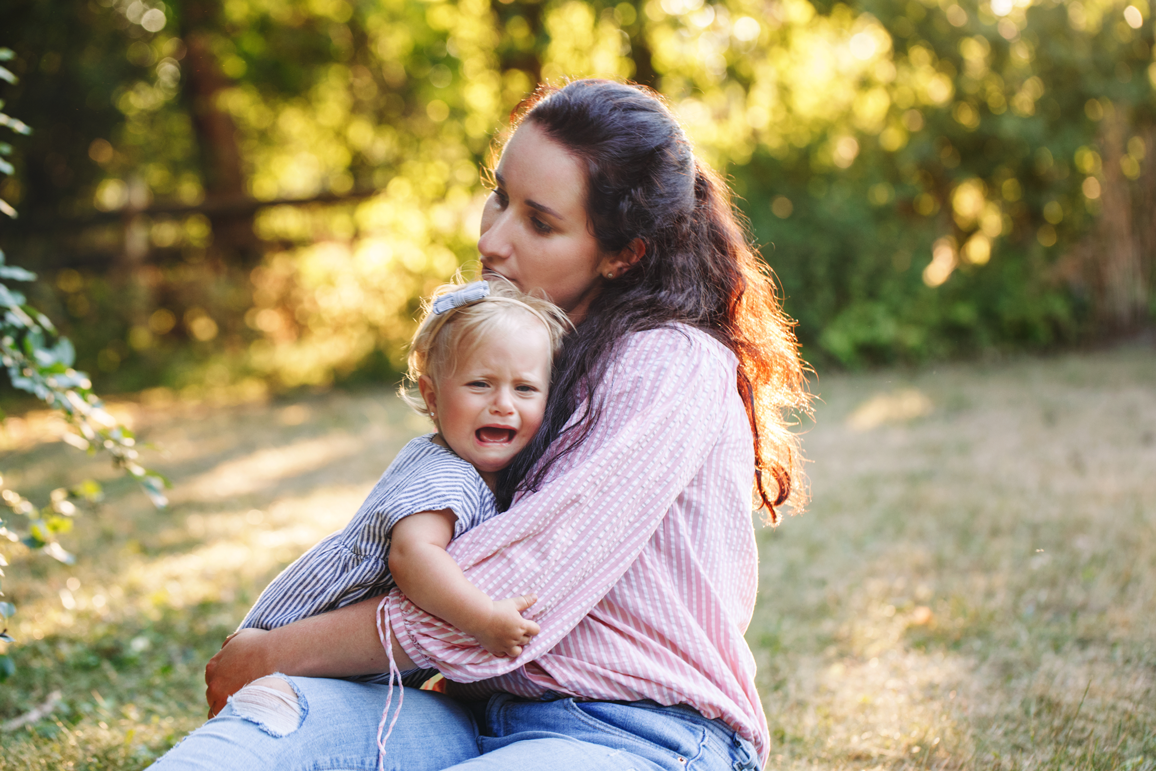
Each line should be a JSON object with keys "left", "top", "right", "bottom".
{"left": 493, "top": 79, "right": 810, "bottom": 522}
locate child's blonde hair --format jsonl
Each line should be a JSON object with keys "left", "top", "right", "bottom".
{"left": 400, "top": 277, "right": 571, "bottom": 417}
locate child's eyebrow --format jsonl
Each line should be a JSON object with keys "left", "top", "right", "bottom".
{"left": 494, "top": 171, "right": 564, "bottom": 221}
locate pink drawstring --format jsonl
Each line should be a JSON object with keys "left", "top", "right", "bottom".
{"left": 375, "top": 595, "right": 405, "bottom": 771}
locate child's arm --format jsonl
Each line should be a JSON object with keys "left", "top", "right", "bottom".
{"left": 389, "top": 510, "right": 539, "bottom": 658}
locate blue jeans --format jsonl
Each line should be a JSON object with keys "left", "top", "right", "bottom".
{"left": 150, "top": 676, "right": 761, "bottom": 771}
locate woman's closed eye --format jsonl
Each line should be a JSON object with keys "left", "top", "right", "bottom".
{"left": 489, "top": 188, "right": 509, "bottom": 209}
{"left": 529, "top": 216, "right": 552, "bottom": 235}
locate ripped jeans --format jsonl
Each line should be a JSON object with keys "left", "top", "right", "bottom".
{"left": 149, "top": 675, "right": 762, "bottom": 771}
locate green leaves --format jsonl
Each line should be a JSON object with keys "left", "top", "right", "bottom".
{"left": 0, "top": 48, "right": 168, "bottom": 679}
{"left": 0, "top": 47, "right": 24, "bottom": 223}
{"left": 0, "top": 592, "right": 14, "bottom": 680}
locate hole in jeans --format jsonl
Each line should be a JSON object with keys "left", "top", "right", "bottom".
{"left": 229, "top": 675, "right": 305, "bottom": 737}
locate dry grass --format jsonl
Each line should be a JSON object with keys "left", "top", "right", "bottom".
{"left": 756, "top": 343, "right": 1156, "bottom": 769}
{"left": 1, "top": 344, "right": 1154, "bottom": 770}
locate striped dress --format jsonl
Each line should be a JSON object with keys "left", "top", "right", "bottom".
{"left": 387, "top": 325, "right": 773, "bottom": 764}
{"left": 239, "top": 434, "right": 498, "bottom": 687}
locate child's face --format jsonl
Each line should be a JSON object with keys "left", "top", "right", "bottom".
{"left": 419, "top": 320, "right": 552, "bottom": 485}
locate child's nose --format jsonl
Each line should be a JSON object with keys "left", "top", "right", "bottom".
{"left": 491, "top": 388, "right": 514, "bottom": 413}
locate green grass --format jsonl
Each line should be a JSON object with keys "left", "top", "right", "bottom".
{"left": 2, "top": 346, "right": 1155, "bottom": 770}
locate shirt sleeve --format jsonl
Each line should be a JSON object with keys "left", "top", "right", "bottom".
{"left": 390, "top": 326, "right": 738, "bottom": 681}
{"left": 238, "top": 531, "right": 392, "bottom": 630}
{"left": 238, "top": 438, "right": 495, "bottom": 631}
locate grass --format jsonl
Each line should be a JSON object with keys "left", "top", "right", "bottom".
{"left": 1, "top": 345, "right": 1154, "bottom": 770}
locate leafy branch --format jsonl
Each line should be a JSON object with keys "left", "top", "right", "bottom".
{"left": 0, "top": 46, "right": 168, "bottom": 680}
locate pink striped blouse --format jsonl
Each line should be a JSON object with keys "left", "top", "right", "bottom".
{"left": 389, "top": 324, "right": 771, "bottom": 762}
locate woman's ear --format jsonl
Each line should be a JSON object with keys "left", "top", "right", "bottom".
{"left": 418, "top": 375, "right": 438, "bottom": 422}
{"left": 601, "top": 238, "right": 645, "bottom": 279}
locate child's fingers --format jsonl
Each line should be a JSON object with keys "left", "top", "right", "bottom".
{"left": 511, "top": 593, "right": 537, "bottom": 613}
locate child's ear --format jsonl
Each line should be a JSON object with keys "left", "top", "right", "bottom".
{"left": 417, "top": 375, "right": 438, "bottom": 422}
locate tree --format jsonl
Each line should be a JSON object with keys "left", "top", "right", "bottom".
{"left": 0, "top": 0, "right": 1151, "bottom": 380}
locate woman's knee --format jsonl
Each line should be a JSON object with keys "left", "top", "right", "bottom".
{"left": 228, "top": 675, "right": 305, "bottom": 737}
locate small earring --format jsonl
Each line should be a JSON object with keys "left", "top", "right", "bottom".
{"left": 605, "top": 270, "right": 614, "bottom": 279}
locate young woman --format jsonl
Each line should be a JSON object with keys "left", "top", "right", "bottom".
{"left": 151, "top": 79, "right": 809, "bottom": 771}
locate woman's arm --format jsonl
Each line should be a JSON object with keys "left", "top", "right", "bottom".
{"left": 389, "top": 510, "right": 539, "bottom": 656}
{"left": 392, "top": 327, "right": 738, "bottom": 680}
{"left": 204, "top": 585, "right": 540, "bottom": 715}
{"left": 205, "top": 596, "right": 408, "bottom": 716}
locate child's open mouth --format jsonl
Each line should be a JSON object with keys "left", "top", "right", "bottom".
{"left": 476, "top": 426, "right": 516, "bottom": 444}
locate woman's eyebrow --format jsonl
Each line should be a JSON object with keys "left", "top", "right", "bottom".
{"left": 527, "top": 199, "right": 563, "bottom": 220}
{"left": 494, "top": 171, "right": 564, "bottom": 221}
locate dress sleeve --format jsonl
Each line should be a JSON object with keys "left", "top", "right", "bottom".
{"left": 390, "top": 327, "right": 739, "bottom": 681}
{"left": 238, "top": 438, "right": 495, "bottom": 631}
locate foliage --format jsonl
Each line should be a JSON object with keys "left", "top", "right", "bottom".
{"left": 0, "top": 0, "right": 1152, "bottom": 384}
{"left": 0, "top": 47, "right": 167, "bottom": 681}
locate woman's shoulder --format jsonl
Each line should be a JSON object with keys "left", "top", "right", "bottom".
{"left": 620, "top": 323, "right": 738, "bottom": 372}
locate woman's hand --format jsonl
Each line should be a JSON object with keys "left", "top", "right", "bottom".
{"left": 205, "top": 628, "right": 273, "bottom": 717}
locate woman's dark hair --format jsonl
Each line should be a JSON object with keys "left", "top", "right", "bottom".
{"left": 494, "top": 79, "right": 810, "bottom": 522}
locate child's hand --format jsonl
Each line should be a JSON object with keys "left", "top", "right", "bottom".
{"left": 475, "top": 593, "right": 540, "bottom": 658}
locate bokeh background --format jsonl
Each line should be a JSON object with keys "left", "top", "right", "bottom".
{"left": 1, "top": 1, "right": 1155, "bottom": 769}
{"left": 1, "top": 0, "right": 1152, "bottom": 398}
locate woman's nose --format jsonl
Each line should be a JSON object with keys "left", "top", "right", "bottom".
{"left": 478, "top": 204, "right": 512, "bottom": 262}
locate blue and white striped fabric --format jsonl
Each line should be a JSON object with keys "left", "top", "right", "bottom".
{"left": 238, "top": 434, "right": 499, "bottom": 666}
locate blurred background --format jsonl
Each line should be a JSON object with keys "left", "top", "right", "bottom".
{"left": 1, "top": 0, "right": 1152, "bottom": 401}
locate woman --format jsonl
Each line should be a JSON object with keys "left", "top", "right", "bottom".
{"left": 153, "top": 79, "right": 809, "bottom": 771}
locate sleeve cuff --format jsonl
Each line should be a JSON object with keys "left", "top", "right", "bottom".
{"left": 388, "top": 588, "right": 436, "bottom": 670}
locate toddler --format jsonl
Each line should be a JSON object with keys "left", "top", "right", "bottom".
{"left": 238, "top": 278, "right": 569, "bottom": 664}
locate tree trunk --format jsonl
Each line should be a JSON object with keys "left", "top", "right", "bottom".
{"left": 1136, "top": 125, "right": 1156, "bottom": 312}
{"left": 1092, "top": 105, "right": 1147, "bottom": 332}
{"left": 625, "top": 1, "right": 657, "bottom": 88}
{"left": 494, "top": 2, "right": 543, "bottom": 87}
{"left": 181, "top": 1, "right": 261, "bottom": 264}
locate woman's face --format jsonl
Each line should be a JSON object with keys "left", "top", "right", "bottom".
{"left": 478, "top": 121, "right": 622, "bottom": 323}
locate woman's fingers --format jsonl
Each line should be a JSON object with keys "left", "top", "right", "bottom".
{"left": 204, "top": 628, "right": 272, "bottom": 717}
{"left": 204, "top": 648, "right": 229, "bottom": 717}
